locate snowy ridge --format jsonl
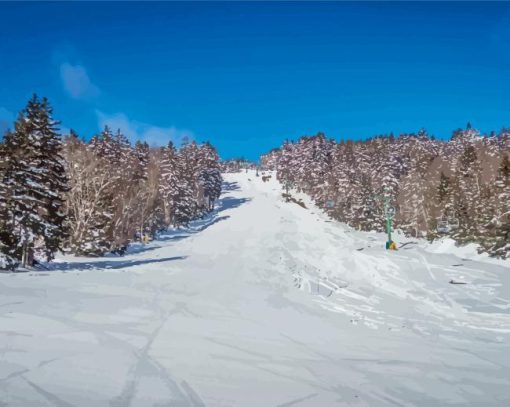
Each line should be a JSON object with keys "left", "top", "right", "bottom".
{"left": 1, "top": 170, "right": 510, "bottom": 406}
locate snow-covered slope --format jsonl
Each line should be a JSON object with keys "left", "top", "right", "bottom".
{"left": 1, "top": 170, "right": 510, "bottom": 406}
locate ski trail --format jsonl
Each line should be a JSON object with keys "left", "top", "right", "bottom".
{"left": 1, "top": 170, "right": 510, "bottom": 406}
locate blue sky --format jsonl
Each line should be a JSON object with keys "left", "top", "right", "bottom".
{"left": 1, "top": 1, "right": 509, "bottom": 160}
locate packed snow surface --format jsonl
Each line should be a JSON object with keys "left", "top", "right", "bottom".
{"left": 1, "top": 171, "right": 510, "bottom": 406}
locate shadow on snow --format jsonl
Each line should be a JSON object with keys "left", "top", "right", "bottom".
{"left": 50, "top": 256, "right": 187, "bottom": 272}
{"left": 222, "top": 181, "right": 241, "bottom": 192}
{"left": 216, "top": 196, "right": 251, "bottom": 213}
{"left": 44, "top": 179, "right": 250, "bottom": 273}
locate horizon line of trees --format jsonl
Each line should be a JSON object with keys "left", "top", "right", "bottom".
{"left": 261, "top": 126, "right": 510, "bottom": 259}
{"left": 219, "top": 158, "right": 258, "bottom": 173}
{"left": 0, "top": 95, "right": 222, "bottom": 269}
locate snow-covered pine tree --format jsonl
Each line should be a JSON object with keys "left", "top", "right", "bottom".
{"left": 172, "top": 143, "right": 199, "bottom": 226}
{"left": 260, "top": 148, "right": 280, "bottom": 171}
{"left": 375, "top": 138, "right": 401, "bottom": 228}
{"left": 198, "top": 142, "right": 222, "bottom": 211}
{"left": 0, "top": 95, "right": 68, "bottom": 266}
{"left": 452, "top": 145, "right": 482, "bottom": 243}
{"left": 308, "top": 133, "right": 334, "bottom": 206}
{"left": 90, "top": 126, "right": 117, "bottom": 160}
{"left": 159, "top": 141, "right": 179, "bottom": 226}
{"left": 488, "top": 155, "right": 510, "bottom": 258}
{"left": 397, "top": 169, "right": 429, "bottom": 237}
{"left": 134, "top": 140, "right": 150, "bottom": 181}
{"left": 0, "top": 135, "right": 18, "bottom": 268}
{"left": 350, "top": 173, "right": 379, "bottom": 231}
{"left": 133, "top": 141, "right": 162, "bottom": 238}
{"left": 106, "top": 129, "right": 148, "bottom": 249}
{"left": 477, "top": 184, "right": 497, "bottom": 249}
{"left": 437, "top": 171, "right": 451, "bottom": 207}
{"left": 276, "top": 141, "right": 296, "bottom": 193}
{"left": 324, "top": 142, "right": 349, "bottom": 220}
{"left": 294, "top": 135, "right": 318, "bottom": 194}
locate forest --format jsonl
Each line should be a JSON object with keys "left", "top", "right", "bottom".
{"left": 261, "top": 128, "right": 510, "bottom": 258}
{"left": 2, "top": 95, "right": 509, "bottom": 270}
{"left": 0, "top": 95, "right": 223, "bottom": 269}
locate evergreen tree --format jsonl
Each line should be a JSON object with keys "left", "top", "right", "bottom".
{"left": 173, "top": 143, "right": 200, "bottom": 226}
{"left": 276, "top": 141, "right": 296, "bottom": 193}
{"left": 397, "top": 170, "right": 428, "bottom": 237}
{"left": 159, "top": 142, "right": 180, "bottom": 226}
{"left": 198, "top": 142, "right": 222, "bottom": 211}
{"left": 0, "top": 136, "right": 17, "bottom": 267}
{"left": 350, "top": 174, "right": 378, "bottom": 230}
{"left": 0, "top": 95, "right": 68, "bottom": 266}
{"left": 488, "top": 155, "right": 510, "bottom": 258}
{"left": 437, "top": 172, "right": 451, "bottom": 205}
{"left": 135, "top": 146, "right": 164, "bottom": 237}
{"left": 453, "top": 145, "right": 482, "bottom": 243}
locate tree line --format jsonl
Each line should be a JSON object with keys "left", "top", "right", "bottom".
{"left": 0, "top": 95, "right": 222, "bottom": 269}
{"left": 261, "top": 126, "right": 510, "bottom": 259}
{"left": 219, "top": 158, "right": 258, "bottom": 173}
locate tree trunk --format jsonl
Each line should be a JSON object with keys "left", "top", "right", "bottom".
{"left": 22, "top": 242, "right": 28, "bottom": 268}
{"left": 163, "top": 201, "right": 171, "bottom": 226}
{"left": 21, "top": 242, "right": 33, "bottom": 268}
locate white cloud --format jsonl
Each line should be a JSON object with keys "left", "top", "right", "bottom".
{"left": 96, "top": 110, "right": 194, "bottom": 147}
{"left": 60, "top": 62, "right": 100, "bottom": 99}
{"left": 0, "top": 107, "right": 14, "bottom": 135}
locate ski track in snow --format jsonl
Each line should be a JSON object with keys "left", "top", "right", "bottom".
{"left": 1, "top": 170, "right": 510, "bottom": 406}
